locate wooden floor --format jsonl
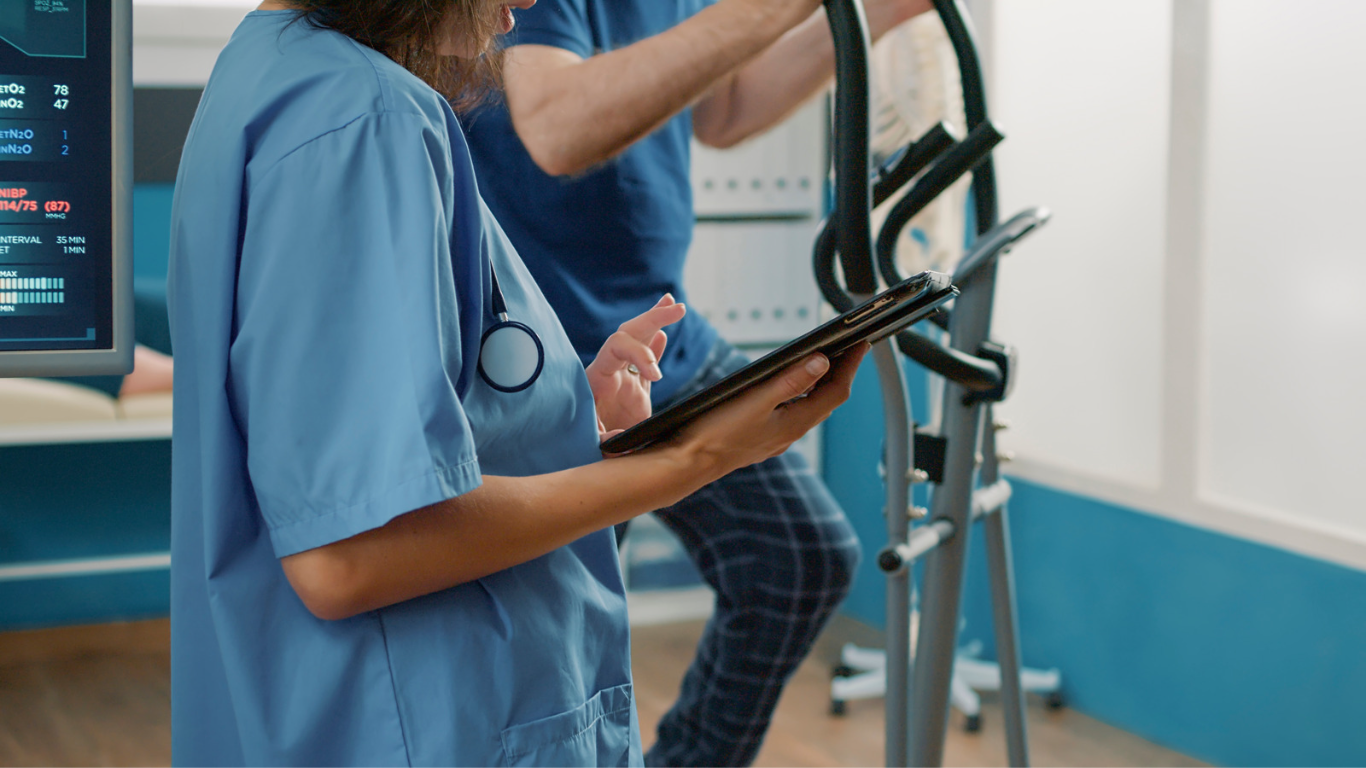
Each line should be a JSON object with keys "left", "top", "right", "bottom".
{"left": 0, "top": 621, "right": 172, "bottom": 767}
{"left": 632, "top": 621, "right": 1203, "bottom": 768}
{"left": 0, "top": 618, "right": 1202, "bottom": 767}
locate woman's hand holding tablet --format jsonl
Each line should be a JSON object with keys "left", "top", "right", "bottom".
{"left": 601, "top": 271, "right": 957, "bottom": 455}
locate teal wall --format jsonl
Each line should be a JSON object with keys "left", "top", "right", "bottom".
{"left": 0, "top": 441, "right": 171, "bottom": 629}
{"left": 0, "top": 183, "right": 178, "bottom": 630}
{"left": 823, "top": 361, "right": 1366, "bottom": 766}
{"left": 133, "top": 182, "right": 175, "bottom": 280}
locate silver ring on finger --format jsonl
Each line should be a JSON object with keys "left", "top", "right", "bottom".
{"left": 626, "top": 364, "right": 641, "bottom": 376}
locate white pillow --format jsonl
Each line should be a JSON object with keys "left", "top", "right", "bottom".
{"left": 0, "top": 379, "right": 119, "bottom": 425}
{"left": 117, "top": 391, "right": 174, "bottom": 421}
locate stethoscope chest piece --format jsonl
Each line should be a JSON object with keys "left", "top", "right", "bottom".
{"left": 478, "top": 262, "right": 544, "bottom": 393}
{"left": 479, "top": 319, "right": 544, "bottom": 393}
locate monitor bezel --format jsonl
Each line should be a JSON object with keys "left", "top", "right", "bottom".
{"left": 0, "top": 0, "right": 134, "bottom": 378}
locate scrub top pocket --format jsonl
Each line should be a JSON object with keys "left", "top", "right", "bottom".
{"left": 500, "top": 683, "right": 635, "bottom": 767}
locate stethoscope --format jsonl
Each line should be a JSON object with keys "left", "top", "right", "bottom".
{"left": 477, "top": 261, "right": 544, "bottom": 393}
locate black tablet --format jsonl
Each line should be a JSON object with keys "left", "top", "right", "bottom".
{"left": 601, "top": 270, "right": 957, "bottom": 454}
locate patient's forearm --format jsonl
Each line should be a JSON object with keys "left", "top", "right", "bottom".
{"left": 504, "top": 0, "right": 814, "bottom": 176}
{"left": 693, "top": 0, "right": 933, "bottom": 148}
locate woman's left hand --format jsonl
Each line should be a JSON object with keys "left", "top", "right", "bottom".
{"left": 587, "top": 294, "right": 687, "bottom": 439}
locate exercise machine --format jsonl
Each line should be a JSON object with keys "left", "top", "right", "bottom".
{"left": 813, "top": 0, "right": 1058, "bottom": 764}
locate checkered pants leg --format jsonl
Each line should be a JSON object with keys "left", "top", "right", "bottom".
{"left": 644, "top": 448, "right": 857, "bottom": 765}
{"left": 643, "top": 346, "right": 860, "bottom": 767}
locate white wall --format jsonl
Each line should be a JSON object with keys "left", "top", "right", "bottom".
{"left": 1199, "top": 0, "right": 1366, "bottom": 539}
{"left": 979, "top": 0, "right": 1366, "bottom": 569}
{"left": 990, "top": 0, "right": 1172, "bottom": 490}
{"left": 132, "top": 0, "right": 255, "bottom": 86}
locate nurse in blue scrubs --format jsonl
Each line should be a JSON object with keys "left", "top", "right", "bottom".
{"left": 167, "top": 1, "right": 866, "bottom": 765}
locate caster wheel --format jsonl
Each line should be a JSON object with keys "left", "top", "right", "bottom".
{"left": 964, "top": 714, "right": 982, "bottom": 733}
{"left": 1045, "top": 690, "right": 1066, "bottom": 710}
{"left": 830, "top": 699, "right": 847, "bottom": 716}
{"left": 832, "top": 664, "right": 857, "bottom": 678}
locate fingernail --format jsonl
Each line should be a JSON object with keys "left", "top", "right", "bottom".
{"left": 656, "top": 294, "right": 673, "bottom": 306}
{"left": 806, "top": 355, "right": 829, "bottom": 376}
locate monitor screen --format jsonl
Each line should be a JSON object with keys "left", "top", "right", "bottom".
{"left": 0, "top": 0, "right": 131, "bottom": 377}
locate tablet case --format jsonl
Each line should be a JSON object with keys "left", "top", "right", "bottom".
{"left": 601, "top": 270, "right": 957, "bottom": 454}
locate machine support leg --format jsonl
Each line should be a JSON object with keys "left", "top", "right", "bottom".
{"left": 871, "top": 339, "right": 914, "bottom": 768}
{"left": 909, "top": 263, "right": 1001, "bottom": 767}
{"left": 980, "top": 410, "right": 1029, "bottom": 766}
{"left": 906, "top": 398, "right": 982, "bottom": 766}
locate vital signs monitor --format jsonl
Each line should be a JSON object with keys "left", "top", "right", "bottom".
{"left": 0, "top": 0, "right": 133, "bottom": 376}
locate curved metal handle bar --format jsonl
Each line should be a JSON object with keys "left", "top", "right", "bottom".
{"left": 874, "top": 121, "right": 1004, "bottom": 288}
{"left": 886, "top": 208, "right": 1051, "bottom": 391}
{"left": 931, "top": 0, "right": 998, "bottom": 234}
{"left": 824, "top": 0, "right": 876, "bottom": 295}
{"left": 953, "top": 207, "right": 1050, "bottom": 283}
{"left": 872, "top": 122, "right": 957, "bottom": 208}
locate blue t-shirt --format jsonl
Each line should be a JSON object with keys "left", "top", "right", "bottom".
{"left": 464, "top": 0, "right": 716, "bottom": 404}
{"left": 168, "top": 12, "right": 638, "bottom": 766}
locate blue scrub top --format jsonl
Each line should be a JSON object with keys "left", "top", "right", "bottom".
{"left": 167, "top": 12, "right": 640, "bottom": 766}
{"left": 464, "top": 0, "right": 717, "bottom": 404}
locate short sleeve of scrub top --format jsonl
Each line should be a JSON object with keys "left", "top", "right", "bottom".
{"left": 505, "top": 0, "right": 594, "bottom": 58}
{"left": 229, "top": 112, "right": 481, "bottom": 557}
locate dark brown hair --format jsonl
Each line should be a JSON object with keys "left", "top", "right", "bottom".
{"left": 288, "top": 0, "right": 504, "bottom": 112}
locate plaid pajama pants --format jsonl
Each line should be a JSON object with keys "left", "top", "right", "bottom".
{"left": 643, "top": 340, "right": 861, "bottom": 767}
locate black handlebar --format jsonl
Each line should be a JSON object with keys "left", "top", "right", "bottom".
{"left": 872, "top": 122, "right": 957, "bottom": 208}
{"left": 895, "top": 328, "right": 1000, "bottom": 392}
{"left": 812, "top": 220, "right": 849, "bottom": 311}
{"left": 814, "top": 121, "right": 962, "bottom": 313}
{"left": 819, "top": 0, "right": 999, "bottom": 307}
{"left": 930, "top": 0, "right": 997, "bottom": 236}
{"left": 824, "top": 0, "right": 876, "bottom": 295}
{"left": 875, "top": 121, "right": 1004, "bottom": 288}
{"left": 816, "top": 0, "right": 1026, "bottom": 393}
{"left": 891, "top": 209, "right": 1050, "bottom": 391}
